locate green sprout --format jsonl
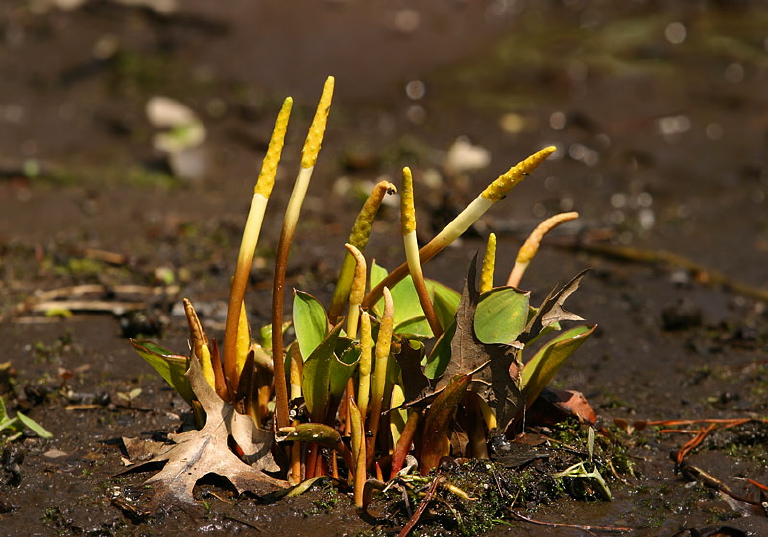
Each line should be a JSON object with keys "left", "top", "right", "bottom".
{"left": 0, "top": 396, "right": 52, "bottom": 443}
{"left": 553, "top": 427, "right": 612, "bottom": 500}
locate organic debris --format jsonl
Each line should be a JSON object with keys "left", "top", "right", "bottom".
{"left": 122, "top": 356, "right": 284, "bottom": 508}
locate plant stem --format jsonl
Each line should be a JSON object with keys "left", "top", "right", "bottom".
{"left": 223, "top": 97, "right": 292, "bottom": 387}
{"left": 349, "top": 396, "right": 366, "bottom": 507}
{"left": 357, "top": 310, "right": 373, "bottom": 423}
{"left": 366, "top": 287, "right": 393, "bottom": 468}
{"left": 401, "top": 167, "right": 443, "bottom": 338}
{"left": 507, "top": 211, "right": 579, "bottom": 288}
{"left": 272, "top": 77, "right": 334, "bottom": 429}
{"left": 362, "top": 146, "right": 555, "bottom": 309}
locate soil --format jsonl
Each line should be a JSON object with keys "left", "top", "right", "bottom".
{"left": 1, "top": 1, "right": 768, "bottom": 536}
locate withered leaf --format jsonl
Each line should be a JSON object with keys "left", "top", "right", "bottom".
{"left": 518, "top": 269, "right": 588, "bottom": 345}
{"left": 435, "top": 255, "right": 524, "bottom": 434}
{"left": 126, "top": 355, "right": 285, "bottom": 508}
{"left": 526, "top": 387, "right": 597, "bottom": 427}
{"left": 435, "top": 255, "right": 491, "bottom": 391}
{"left": 393, "top": 337, "right": 432, "bottom": 404}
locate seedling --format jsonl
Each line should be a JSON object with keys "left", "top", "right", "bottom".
{"left": 0, "top": 396, "right": 53, "bottom": 443}
{"left": 129, "top": 77, "right": 597, "bottom": 511}
{"left": 553, "top": 427, "right": 612, "bottom": 500}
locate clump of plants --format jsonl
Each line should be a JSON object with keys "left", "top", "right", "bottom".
{"left": 128, "top": 76, "right": 597, "bottom": 513}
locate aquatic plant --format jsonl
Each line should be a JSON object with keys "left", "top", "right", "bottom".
{"left": 128, "top": 76, "right": 596, "bottom": 509}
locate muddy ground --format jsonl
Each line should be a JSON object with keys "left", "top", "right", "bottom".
{"left": 1, "top": 1, "right": 768, "bottom": 535}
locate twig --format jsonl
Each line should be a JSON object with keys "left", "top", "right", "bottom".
{"left": 560, "top": 241, "right": 768, "bottom": 303}
{"left": 398, "top": 475, "right": 442, "bottom": 537}
{"left": 509, "top": 511, "right": 633, "bottom": 534}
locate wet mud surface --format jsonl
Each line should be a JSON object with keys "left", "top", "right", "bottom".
{"left": 1, "top": 1, "right": 768, "bottom": 535}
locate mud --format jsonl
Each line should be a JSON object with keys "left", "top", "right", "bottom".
{"left": 1, "top": 1, "right": 768, "bottom": 536}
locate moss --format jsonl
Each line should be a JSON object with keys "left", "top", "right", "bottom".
{"left": 303, "top": 482, "right": 347, "bottom": 516}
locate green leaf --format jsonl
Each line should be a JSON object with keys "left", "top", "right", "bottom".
{"left": 327, "top": 339, "right": 360, "bottom": 416}
{"left": 277, "top": 423, "right": 341, "bottom": 447}
{"left": 293, "top": 291, "right": 329, "bottom": 361}
{"left": 301, "top": 322, "right": 344, "bottom": 420}
{"left": 521, "top": 324, "right": 596, "bottom": 406}
{"left": 16, "top": 411, "right": 53, "bottom": 438}
{"left": 371, "top": 262, "right": 460, "bottom": 338}
{"left": 394, "top": 316, "right": 432, "bottom": 338}
{"left": 474, "top": 287, "right": 530, "bottom": 344}
{"left": 130, "top": 339, "right": 194, "bottom": 405}
{"left": 329, "top": 338, "right": 362, "bottom": 401}
{"left": 0, "top": 398, "right": 53, "bottom": 440}
{"left": 430, "top": 281, "right": 461, "bottom": 332}
{"left": 0, "top": 397, "right": 8, "bottom": 423}
{"left": 390, "top": 277, "right": 424, "bottom": 326}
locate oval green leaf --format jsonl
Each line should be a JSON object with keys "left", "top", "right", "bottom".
{"left": 474, "top": 287, "right": 530, "bottom": 344}
{"left": 522, "top": 324, "right": 596, "bottom": 407}
{"left": 293, "top": 290, "right": 329, "bottom": 361}
{"left": 130, "top": 339, "right": 194, "bottom": 405}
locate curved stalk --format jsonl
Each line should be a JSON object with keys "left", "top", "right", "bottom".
{"left": 401, "top": 167, "right": 443, "bottom": 338}
{"left": 357, "top": 310, "right": 373, "bottom": 423}
{"left": 223, "top": 97, "right": 292, "bottom": 388}
{"left": 344, "top": 243, "right": 367, "bottom": 339}
{"left": 507, "top": 211, "right": 579, "bottom": 288}
{"left": 272, "top": 76, "right": 335, "bottom": 429}
{"left": 366, "top": 287, "right": 393, "bottom": 467}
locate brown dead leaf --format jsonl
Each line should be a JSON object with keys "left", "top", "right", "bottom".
{"left": 526, "top": 387, "right": 596, "bottom": 426}
{"left": 126, "top": 355, "right": 285, "bottom": 507}
{"left": 436, "top": 256, "right": 524, "bottom": 434}
{"left": 393, "top": 338, "right": 432, "bottom": 404}
{"left": 518, "top": 269, "right": 588, "bottom": 345}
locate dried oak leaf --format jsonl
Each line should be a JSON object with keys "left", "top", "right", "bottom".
{"left": 436, "top": 255, "right": 524, "bottom": 434}
{"left": 126, "top": 355, "right": 285, "bottom": 507}
{"left": 393, "top": 337, "right": 432, "bottom": 404}
{"left": 518, "top": 269, "right": 588, "bottom": 345}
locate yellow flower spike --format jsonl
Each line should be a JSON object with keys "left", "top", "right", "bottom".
{"left": 223, "top": 97, "right": 293, "bottom": 388}
{"left": 401, "top": 167, "right": 443, "bottom": 338}
{"left": 400, "top": 167, "right": 416, "bottom": 235}
{"left": 272, "top": 77, "right": 335, "bottom": 430}
{"left": 301, "top": 76, "right": 335, "bottom": 169}
{"left": 344, "top": 243, "right": 367, "bottom": 339}
{"left": 480, "top": 232, "right": 497, "bottom": 293}
{"left": 481, "top": 146, "right": 556, "bottom": 202}
{"left": 254, "top": 97, "right": 293, "bottom": 196}
{"left": 357, "top": 310, "right": 373, "bottom": 422}
{"left": 328, "top": 180, "right": 397, "bottom": 322}
{"left": 348, "top": 181, "right": 398, "bottom": 246}
{"left": 507, "top": 211, "right": 579, "bottom": 288}
{"left": 362, "top": 147, "right": 557, "bottom": 309}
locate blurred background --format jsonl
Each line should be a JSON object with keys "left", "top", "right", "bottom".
{"left": 1, "top": 0, "right": 767, "bottom": 310}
